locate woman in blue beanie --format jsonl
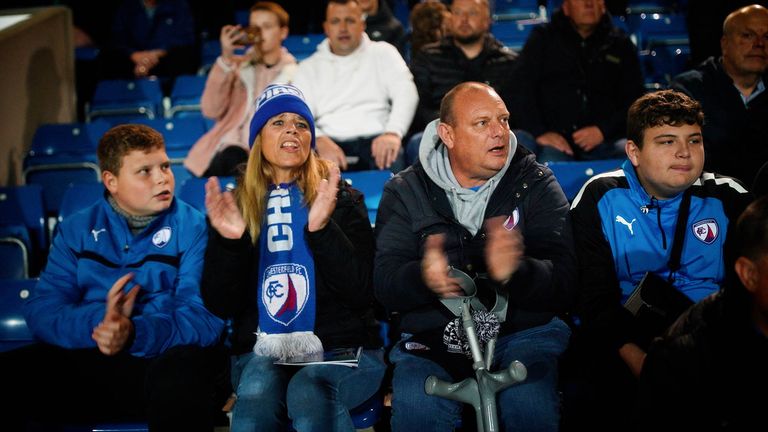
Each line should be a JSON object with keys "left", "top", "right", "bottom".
{"left": 200, "top": 84, "right": 385, "bottom": 431}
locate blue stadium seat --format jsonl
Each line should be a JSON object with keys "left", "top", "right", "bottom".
{"left": 546, "top": 158, "right": 625, "bottom": 201}
{"left": 0, "top": 237, "right": 28, "bottom": 280}
{"left": 23, "top": 162, "right": 101, "bottom": 219}
{"left": 493, "top": 0, "right": 543, "bottom": 21}
{"left": 342, "top": 170, "right": 393, "bottom": 226}
{"left": 492, "top": 18, "right": 544, "bottom": 51}
{"left": 0, "top": 185, "right": 46, "bottom": 255}
{"left": 199, "top": 40, "right": 222, "bottom": 75}
{"left": 28, "top": 121, "right": 110, "bottom": 162}
{"left": 625, "top": 0, "right": 676, "bottom": 15}
{"left": 130, "top": 117, "right": 208, "bottom": 158}
{"left": 178, "top": 176, "right": 236, "bottom": 214}
{"left": 58, "top": 183, "right": 105, "bottom": 223}
{"left": 640, "top": 43, "right": 691, "bottom": 87}
{"left": 626, "top": 12, "right": 688, "bottom": 50}
{"left": 283, "top": 33, "right": 325, "bottom": 61}
{"left": 167, "top": 74, "right": 207, "bottom": 118}
{"left": 0, "top": 278, "right": 37, "bottom": 352}
{"left": 86, "top": 78, "right": 164, "bottom": 123}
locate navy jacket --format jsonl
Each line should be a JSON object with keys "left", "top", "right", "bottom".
{"left": 671, "top": 56, "right": 768, "bottom": 187}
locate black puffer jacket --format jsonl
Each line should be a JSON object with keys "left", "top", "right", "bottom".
{"left": 201, "top": 181, "right": 379, "bottom": 355}
{"left": 410, "top": 35, "right": 518, "bottom": 132}
{"left": 511, "top": 10, "right": 644, "bottom": 147}
{"left": 374, "top": 144, "right": 577, "bottom": 336}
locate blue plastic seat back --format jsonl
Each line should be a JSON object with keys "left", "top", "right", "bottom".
{"left": 24, "top": 163, "right": 102, "bottom": 217}
{"left": 87, "top": 78, "right": 164, "bottom": 121}
{"left": 178, "top": 176, "right": 236, "bottom": 214}
{"left": 626, "top": 13, "right": 688, "bottom": 49}
{"left": 493, "top": 0, "right": 541, "bottom": 20}
{"left": 27, "top": 121, "right": 110, "bottom": 162}
{"left": 547, "top": 159, "right": 625, "bottom": 202}
{"left": 169, "top": 74, "right": 207, "bottom": 117}
{"left": 342, "top": 170, "right": 393, "bottom": 226}
{"left": 58, "top": 183, "right": 105, "bottom": 223}
{"left": 0, "top": 237, "right": 28, "bottom": 280}
{"left": 0, "top": 278, "right": 37, "bottom": 352}
{"left": 283, "top": 33, "right": 325, "bottom": 61}
{"left": 0, "top": 185, "right": 46, "bottom": 252}
{"left": 131, "top": 117, "right": 208, "bottom": 155}
{"left": 492, "top": 19, "right": 543, "bottom": 51}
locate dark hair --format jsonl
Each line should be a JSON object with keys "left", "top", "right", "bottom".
{"left": 626, "top": 90, "right": 704, "bottom": 148}
{"left": 736, "top": 196, "right": 768, "bottom": 260}
{"left": 410, "top": 1, "right": 448, "bottom": 53}
{"left": 97, "top": 124, "right": 165, "bottom": 175}
{"left": 250, "top": 1, "right": 289, "bottom": 28}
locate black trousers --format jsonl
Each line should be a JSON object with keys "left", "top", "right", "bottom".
{"left": 0, "top": 343, "right": 229, "bottom": 432}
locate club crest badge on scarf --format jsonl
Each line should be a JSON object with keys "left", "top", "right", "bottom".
{"left": 262, "top": 263, "right": 310, "bottom": 326}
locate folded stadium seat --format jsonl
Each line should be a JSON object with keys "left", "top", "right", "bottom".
{"left": 492, "top": 0, "right": 544, "bottom": 21}
{"left": 625, "top": 0, "right": 676, "bottom": 15}
{"left": 546, "top": 158, "right": 625, "bottom": 202}
{"left": 342, "top": 170, "right": 394, "bottom": 226}
{"left": 166, "top": 74, "right": 207, "bottom": 119}
{"left": 625, "top": 12, "right": 689, "bottom": 51}
{"left": 639, "top": 43, "right": 691, "bottom": 88}
{"left": 0, "top": 185, "right": 46, "bottom": 261}
{"left": 86, "top": 78, "right": 164, "bottom": 123}
{"left": 283, "top": 33, "right": 325, "bottom": 62}
{"left": 0, "top": 278, "right": 37, "bottom": 353}
{"left": 23, "top": 164, "right": 101, "bottom": 221}
{"left": 0, "top": 237, "right": 28, "bottom": 280}
{"left": 492, "top": 18, "right": 545, "bottom": 52}
{"left": 178, "top": 176, "right": 236, "bottom": 214}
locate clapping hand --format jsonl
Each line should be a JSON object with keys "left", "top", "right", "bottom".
{"left": 92, "top": 273, "right": 140, "bottom": 355}
{"left": 484, "top": 216, "right": 524, "bottom": 285}
{"left": 205, "top": 176, "right": 246, "bottom": 240}
{"left": 307, "top": 165, "right": 341, "bottom": 232}
{"left": 421, "top": 234, "right": 463, "bottom": 298}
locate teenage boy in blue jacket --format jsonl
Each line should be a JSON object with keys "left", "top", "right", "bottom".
{"left": 1, "top": 124, "right": 226, "bottom": 431}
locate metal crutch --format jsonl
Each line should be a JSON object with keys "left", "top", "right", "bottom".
{"left": 424, "top": 269, "right": 527, "bottom": 432}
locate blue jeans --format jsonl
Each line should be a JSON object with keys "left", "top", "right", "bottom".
{"left": 229, "top": 349, "right": 387, "bottom": 432}
{"left": 389, "top": 318, "right": 571, "bottom": 432}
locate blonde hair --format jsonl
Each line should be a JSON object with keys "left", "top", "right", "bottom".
{"left": 236, "top": 135, "right": 332, "bottom": 243}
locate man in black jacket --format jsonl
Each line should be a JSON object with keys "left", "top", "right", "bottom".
{"left": 634, "top": 195, "right": 768, "bottom": 430}
{"left": 374, "top": 82, "right": 577, "bottom": 431}
{"left": 409, "top": 0, "right": 518, "bottom": 136}
{"left": 671, "top": 4, "right": 768, "bottom": 189}
{"left": 511, "top": 0, "right": 644, "bottom": 162}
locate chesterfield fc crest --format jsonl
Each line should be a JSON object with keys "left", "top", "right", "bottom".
{"left": 692, "top": 219, "right": 719, "bottom": 244}
{"left": 262, "top": 263, "right": 309, "bottom": 326}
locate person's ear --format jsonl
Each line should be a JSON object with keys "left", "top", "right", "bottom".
{"left": 626, "top": 140, "right": 640, "bottom": 167}
{"left": 735, "top": 256, "right": 758, "bottom": 294}
{"left": 279, "top": 25, "right": 288, "bottom": 42}
{"left": 437, "top": 122, "right": 454, "bottom": 149}
{"left": 102, "top": 170, "right": 118, "bottom": 195}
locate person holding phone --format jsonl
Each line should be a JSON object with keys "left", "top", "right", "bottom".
{"left": 185, "top": 1, "right": 298, "bottom": 178}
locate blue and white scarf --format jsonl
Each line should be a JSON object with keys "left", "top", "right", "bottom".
{"left": 254, "top": 183, "right": 323, "bottom": 360}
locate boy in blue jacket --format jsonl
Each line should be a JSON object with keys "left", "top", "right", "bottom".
{"left": 1, "top": 124, "right": 226, "bottom": 431}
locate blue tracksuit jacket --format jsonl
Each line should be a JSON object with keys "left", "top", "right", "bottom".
{"left": 570, "top": 160, "right": 751, "bottom": 348}
{"left": 24, "top": 194, "right": 224, "bottom": 357}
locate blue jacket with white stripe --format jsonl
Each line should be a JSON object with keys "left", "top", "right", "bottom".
{"left": 24, "top": 195, "right": 225, "bottom": 357}
{"left": 569, "top": 160, "right": 751, "bottom": 349}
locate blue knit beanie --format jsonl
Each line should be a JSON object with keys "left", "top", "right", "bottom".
{"left": 248, "top": 84, "right": 315, "bottom": 149}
